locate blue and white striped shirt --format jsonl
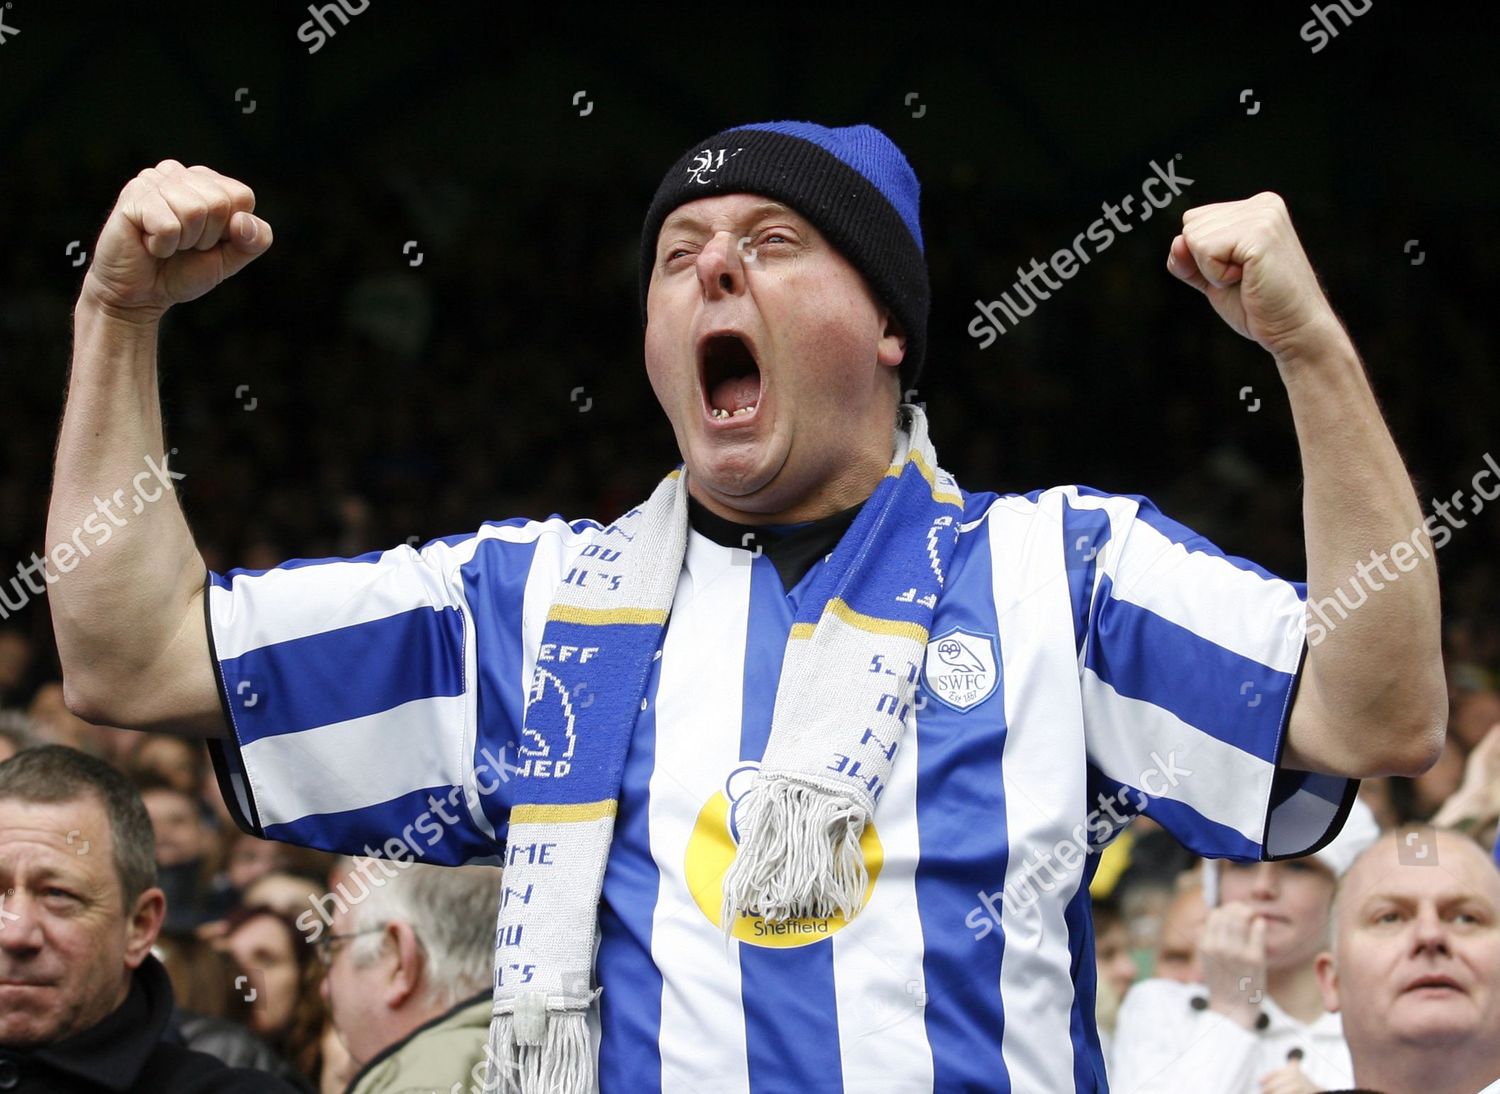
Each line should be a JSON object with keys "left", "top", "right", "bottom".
{"left": 206, "top": 484, "right": 1356, "bottom": 1093}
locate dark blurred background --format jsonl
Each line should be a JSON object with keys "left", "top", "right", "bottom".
{"left": 2, "top": 3, "right": 1497, "bottom": 683}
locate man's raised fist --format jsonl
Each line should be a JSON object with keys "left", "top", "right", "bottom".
{"left": 80, "top": 160, "right": 272, "bottom": 324}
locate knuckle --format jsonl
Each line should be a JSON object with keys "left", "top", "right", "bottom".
{"left": 177, "top": 199, "right": 208, "bottom": 226}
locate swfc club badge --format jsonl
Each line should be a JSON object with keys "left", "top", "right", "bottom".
{"left": 922, "top": 628, "right": 999, "bottom": 712}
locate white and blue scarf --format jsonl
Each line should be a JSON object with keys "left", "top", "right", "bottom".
{"left": 485, "top": 404, "right": 963, "bottom": 1093}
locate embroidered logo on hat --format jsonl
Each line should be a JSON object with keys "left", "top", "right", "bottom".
{"left": 686, "top": 146, "right": 744, "bottom": 185}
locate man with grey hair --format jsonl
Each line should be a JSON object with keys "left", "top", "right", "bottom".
{"left": 0, "top": 744, "right": 297, "bottom": 1091}
{"left": 1314, "top": 826, "right": 1500, "bottom": 1094}
{"left": 319, "top": 858, "right": 502, "bottom": 1094}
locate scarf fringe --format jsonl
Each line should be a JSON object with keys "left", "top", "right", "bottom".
{"left": 484, "top": 1010, "right": 592, "bottom": 1094}
{"left": 720, "top": 776, "right": 869, "bottom": 937}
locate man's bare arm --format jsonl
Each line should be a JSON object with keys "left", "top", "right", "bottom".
{"left": 1167, "top": 193, "right": 1445, "bottom": 779}
{"left": 48, "top": 161, "right": 273, "bottom": 737}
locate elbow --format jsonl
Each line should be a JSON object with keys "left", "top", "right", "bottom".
{"left": 60, "top": 674, "right": 107, "bottom": 727}
{"left": 60, "top": 672, "right": 132, "bottom": 731}
{"left": 1378, "top": 686, "right": 1448, "bottom": 778}
{"left": 1385, "top": 713, "right": 1447, "bottom": 779}
{"left": 1357, "top": 665, "right": 1448, "bottom": 778}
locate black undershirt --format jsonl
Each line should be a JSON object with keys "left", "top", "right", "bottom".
{"left": 688, "top": 496, "right": 865, "bottom": 590}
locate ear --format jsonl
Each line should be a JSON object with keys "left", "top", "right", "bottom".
{"left": 877, "top": 309, "right": 907, "bottom": 372}
{"left": 382, "top": 921, "right": 426, "bottom": 1010}
{"left": 1313, "top": 950, "right": 1340, "bottom": 1013}
{"left": 124, "top": 888, "right": 166, "bottom": 969}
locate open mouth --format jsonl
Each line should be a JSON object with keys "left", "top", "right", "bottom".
{"left": 699, "top": 333, "right": 761, "bottom": 422}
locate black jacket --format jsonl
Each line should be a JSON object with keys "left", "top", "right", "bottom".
{"left": 0, "top": 954, "right": 300, "bottom": 1092}
{"left": 165, "top": 1010, "right": 312, "bottom": 1092}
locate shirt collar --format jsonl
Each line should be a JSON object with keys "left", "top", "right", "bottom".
{"left": 687, "top": 496, "right": 865, "bottom": 590}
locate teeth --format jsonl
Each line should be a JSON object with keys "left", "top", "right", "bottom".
{"left": 711, "top": 404, "right": 758, "bottom": 420}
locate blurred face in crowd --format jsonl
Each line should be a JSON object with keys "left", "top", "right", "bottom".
{"left": 1155, "top": 884, "right": 1207, "bottom": 982}
{"left": 26, "top": 684, "right": 101, "bottom": 756}
{"left": 644, "top": 192, "right": 907, "bottom": 524}
{"left": 1318, "top": 831, "right": 1500, "bottom": 1052}
{"left": 243, "top": 872, "right": 322, "bottom": 919}
{"left": 0, "top": 736, "right": 19, "bottom": 765}
{"left": 140, "top": 787, "right": 208, "bottom": 868}
{"left": 1219, "top": 859, "right": 1336, "bottom": 970}
{"left": 0, "top": 795, "right": 162, "bottom": 1046}
{"left": 227, "top": 834, "right": 286, "bottom": 892}
{"left": 1453, "top": 690, "right": 1500, "bottom": 749}
{"left": 0, "top": 632, "right": 31, "bottom": 695}
{"left": 1094, "top": 917, "right": 1138, "bottom": 1004}
{"left": 129, "top": 734, "right": 202, "bottom": 796}
{"left": 221, "top": 912, "right": 302, "bottom": 1036}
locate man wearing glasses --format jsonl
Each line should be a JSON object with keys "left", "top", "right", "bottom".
{"left": 316, "top": 859, "right": 501, "bottom": 1094}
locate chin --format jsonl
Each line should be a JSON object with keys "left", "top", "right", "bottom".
{"left": 0, "top": 1015, "right": 59, "bottom": 1049}
{"left": 1390, "top": 1002, "right": 1478, "bottom": 1044}
{"left": 689, "top": 443, "right": 784, "bottom": 502}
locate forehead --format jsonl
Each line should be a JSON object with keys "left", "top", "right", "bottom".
{"left": 142, "top": 787, "right": 195, "bottom": 813}
{"left": 0, "top": 796, "right": 115, "bottom": 881}
{"left": 138, "top": 736, "right": 193, "bottom": 761}
{"left": 1351, "top": 836, "right": 1500, "bottom": 909}
{"left": 230, "top": 914, "right": 292, "bottom": 954}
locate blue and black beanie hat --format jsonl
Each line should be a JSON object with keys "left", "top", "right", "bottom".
{"left": 639, "top": 120, "right": 930, "bottom": 390}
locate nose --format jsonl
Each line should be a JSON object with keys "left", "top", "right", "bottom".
{"left": 696, "top": 230, "right": 746, "bottom": 299}
{"left": 0, "top": 891, "right": 43, "bottom": 955}
{"left": 1247, "top": 863, "right": 1279, "bottom": 900}
{"left": 1410, "top": 904, "right": 1451, "bottom": 955}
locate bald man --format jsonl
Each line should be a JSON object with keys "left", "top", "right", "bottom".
{"left": 1315, "top": 827, "right": 1500, "bottom": 1094}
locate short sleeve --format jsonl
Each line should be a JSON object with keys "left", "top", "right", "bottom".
{"left": 1069, "top": 487, "right": 1358, "bottom": 862}
{"left": 204, "top": 522, "right": 581, "bottom": 864}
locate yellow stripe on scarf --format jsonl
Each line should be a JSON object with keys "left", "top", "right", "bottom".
{"left": 790, "top": 598, "right": 932, "bottom": 643}
{"left": 511, "top": 801, "right": 619, "bottom": 824}
{"left": 546, "top": 605, "right": 670, "bottom": 626}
